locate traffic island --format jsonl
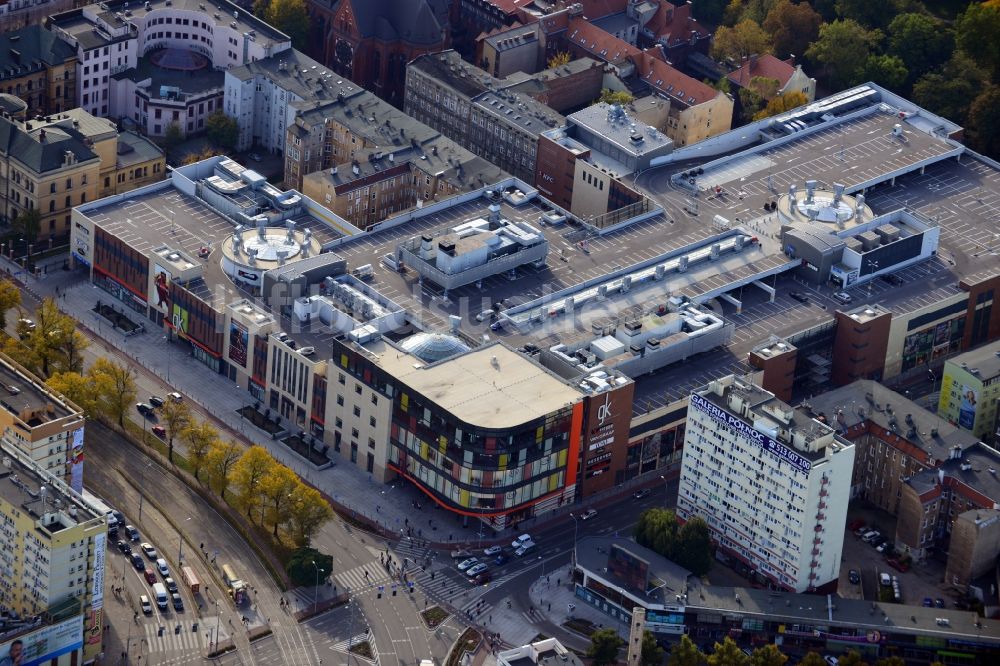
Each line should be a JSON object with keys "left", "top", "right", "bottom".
{"left": 281, "top": 432, "right": 332, "bottom": 468}
{"left": 349, "top": 640, "right": 374, "bottom": 660}
{"left": 236, "top": 406, "right": 285, "bottom": 435}
{"left": 444, "top": 627, "right": 482, "bottom": 666}
{"left": 561, "top": 618, "right": 597, "bottom": 637}
{"left": 420, "top": 605, "right": 449, "bottom": 629}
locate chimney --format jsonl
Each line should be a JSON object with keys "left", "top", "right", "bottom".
{"left": 39, "top": 129, "right": 46, "bottom": 142}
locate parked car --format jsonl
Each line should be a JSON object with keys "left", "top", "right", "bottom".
{"left": 171, "top": 592, "right": 184, "bottom": 611}
{"left": 848, "top": 569, "right": 860, "bottom": 585}
{"left": 144, "top": 568, "right": 157, "bottom": 584}
{"left": 483, "top": 545, "right": 502, "bottom": 556}
{"left": 886, "top": 558, "right": 910, "bottom": 573}
{"left": 450, "top": 548, "right": 473, "bottom": 560}
{"left": 125, "top": 525, "right": 140, "bottom": 542}
{"left": 789, "top": 291, "right": 810, "bottom": 304}
{"left": 853, "top": 524, "right": 870, "bottom": 537}
{"left": 580, "top": 509, "right": 598, "bottom": 521}
{"left": 861, "top": 530, "right": 880, "bottom": 543}
{"left": 140, "top": 595, "right": 153, "bottom": 615}
{"left": 151, "top": 425, "right": 167, "bottom": 439}
{"left": 922, "top": 597, "right": 933, "bottom": 607}
{"left": 140, "top": 543, "right": 157, "bottom": 560}
{"left": 466, "top": 563, "right": 488, "bottom": 577}
{"left": 168, "top": 392, "right": 183, "bottom": 402}
{"left": 457, "top": 557, "right": 479, "bottom": 572}
{"left": 934, "top": 598, "right": 946, "bottom": 608}
{"left": 824, "top": 657, "right": 839, "bottom": 666}
{"left": 164, "top": 577, "right": 178, "bottom": 594}
{"left": 848, "top": 519, "right": 865, "bottom": 532}
{"left": 875, "top": 540, "right": 890, "bottom": 553}
{"left": 878, "top": 572, "right": 891, "bottom": 587}
{"left": 833, "top": 291, "right": 852, "bottom": 304}
{"left": 632, "top": 488, "right": 652, "bottom": 500}
{"left": 148, "top": 396, "right": 165, "bottom": 408}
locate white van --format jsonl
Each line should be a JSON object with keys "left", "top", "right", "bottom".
{"left": 352, "top": 264, "right": 374, "bottom": 280}
{"left": 382, "top": 253, "right": 400, "bottom": 271}
{"left": 511, "top": 533, "right": 533, "bottom": 549}
{"left": 152, "top": 582, "right": 168, "bottom": 610}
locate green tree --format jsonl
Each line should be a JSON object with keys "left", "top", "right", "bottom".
{"left": 205, "top": 111, "right": 240, "bottom": 150}
{"left": 691, "top": 0, "right": 727, "bottom": 25}
{"left": 10, "top": 208, "right": 41, "bottom": 244}
{"left": 231, "top": 445, "right": 277, "bottom": 521}
{"left": 860, "top": 54, "right": 909, "bottom": 91}
{"left": 287, "top": 482, "right": 334, "bottom": 547}
{"left": 89, "top": 357, "right": 136, "bottom": 429}
{"left": 763, "top": 0, "right": 821, "bottom": 60}
{"left": 285, "top": 547, "right": 332, "bottom": 587}
{"left": 874, "top": 658, "right": 905, "bottom": 666}
{"left": 674, "top": 516, "right": 713, "bottom": 576}
{"left": 163, "top": 122, "right": 183, "bottom": 150}
{"left": 261, "top": 464, "right": 299, "bottom": 537}
{"left": 750, "top": 643, "right": 787, "bottom": 666}
{"left": 599, "top": 89, "right": 635, "bottom": 105}
{"left": 711, "top": 19, "right": 773, "bottom": 62}
{"left": 667, "top": 635, "right": 706, "bottom": 666}
{"left": 547, "top": 51, "right": 571, "bottom": 69}
{"left": 955, "top": 1, "right": 1000, "bottom": 78}
{"left": 887, "top": 14, "right": 954, "bottom": 84}
{"left": 47, "top": 371, "right": 98, "bottom": 418}
{"left": 753, "top": 90, "right": 808, "bottom": 121}
{"left": 805, "top": 19, "right": 882, "bottom": 90}
{"left": 635, "top": 508, "right": 680, "bottom": 558}
{"left": 0, "top": 278, "right": 20, "bottom": 330}
{"left": 739, "top": 87, "right": 766, "bottom": 123}
{"left": 966, "top": 85, "right": 1000, "bottom": 159}
{"left": 205, "top": 439, "right": 242, "bottom": 499}
{"left": 181, "top": 420, "right": 218, "bottom": 482}
{"left": 746, "top": 75, "right": 780, "bottom": 100}
{"left": 17, "top": 298, "right": 87, "bottom": 377}
{"left": 261, "top": 0, "right": 310, "bottom": 50}
{"left": 798, "top": 654, "right": 827, "bottom": 666}
{"left": 587, "top": 628, "right": 623, "bottom": 666}
{"left": 158, "top": 398, "right": 191, "bottom": 463}
{"left": 911, "top": 52, "right": 988, "bottom": 123}
{"left": 737, "top": 0, "right": 780, "bottom": 25}
{"left": 707, "top": 638, "right": 749, "bottom": 666}
{"left": 640, "top": 630, "right": 665, "bottom": 666}
{"left": 837, "top": 651, "right": 868, "bottom": 666}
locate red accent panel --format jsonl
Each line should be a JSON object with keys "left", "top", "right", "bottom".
{"left": 566, "top": 402, "right": 583, "bottom": 487}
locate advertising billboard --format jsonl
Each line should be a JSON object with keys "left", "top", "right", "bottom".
{"left": 0, "top": 617, "right": 83, "bottom": 666}
{"left": 228, "top": 321, "right": 249, "bottom": 367}
{"left": 958, "top": 384, "right": 978, "bottom": 430}
{"left": 152, "top": 264, "right": 172, "bottom": 313}
{"left": 68, "top": 428, "right": 85, "bottom": 494}
{"left": 171, "top": 303, "right": 189, "bottom": 336}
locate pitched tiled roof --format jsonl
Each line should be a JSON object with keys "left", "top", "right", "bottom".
{"left": 646, "top": 1, "right": 709, "bottom": 45}
{"left": 0, "top": 116, "right": 98, "bottom": 173}
{"left": 485, "top": 0, "right": 537, "bottom": 15}
{"left": 566, "top": 17, "right": 641, "bottom": 66}
{"left": 639, "top": 52, "right": 717, "bottom": 106}
{"left": 726, "top": 54, "right": 796, "bottom": 90}
{"left": 577, "top": 0, "right": 629, "bottom": 20}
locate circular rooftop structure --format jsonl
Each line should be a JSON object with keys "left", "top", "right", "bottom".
{"left": 776, "top": 184, "right": 873, "bottom": 230}
{"left": 148, "top": 48, "right": 210, "bottom": 71}
{"left": 400, "top": 332, "right": 471, "bottom": 364}
{"left": 220, "top": 225, "right": 323, "bottom": 286}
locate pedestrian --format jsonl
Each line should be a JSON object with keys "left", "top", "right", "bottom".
{"left": 548, "top": 603, "right": 551, "bottom": 612}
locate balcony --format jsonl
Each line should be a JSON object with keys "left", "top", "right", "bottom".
{"left": 818, "top": 501, "right": 827, "bottom": 510}
{"left": 819, "top": 488, "right": 828, "bottom": 497}
{"left": 811, "top": 548, "right": 820, "bottom": 556}
{"left": 816, "top": 513, "right": 826, "bottom": 521}
{"left": 813, "top": 536, "right": 822, "bottom": 546}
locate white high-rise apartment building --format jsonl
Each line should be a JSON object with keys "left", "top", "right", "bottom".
{"left": 677, "top": 375, "right": 855, "bottom": 593}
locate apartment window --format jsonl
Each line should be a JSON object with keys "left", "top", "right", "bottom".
{"left": 351, "top": 428, "right": 359, "bottom": 439}
{"left": 368, "top": 437, "right": 375, "bottom": 450}
{"left": 371, "top": 394, "right": 377, "bottom": 406}
{"left": 369, "top": 416, "right": 376, "bottom": 428}
{"left": 338, "top": 373, "right": 345, "bottom": 385}
{"left": 354, "top": 385, "right": 362, "bottom": 395}
{"left": 336, "top": 395, "right": 344, "bottom": 406}
{"left": 49, "top": 183, "right": 55, "bottom": 194}
{"left": 352, "top": 406, "right": 360, "bottom": 418}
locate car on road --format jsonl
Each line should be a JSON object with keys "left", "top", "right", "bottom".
{"left": 471, "top": 572, "right": 492, "bottom": 585}
{"left": 164, "top": 577, "right": 178, "bottom": 593}
{"left": 140, "top": 595, "right": 153, "bottom": 615}
{"left": 136, "top": 403, "right": 156, "bottom": 418}
{"left": 514, "top": 541, "right": 536, "bottom": 557}
{"left": 125, "top": 525, "right": 140, "bottom": 541}
{"left": 833, "top": 291, "right": 852, "bottom": 304}
{"left": 249, "top": 153, "right": 262, "bottom": 163}
{"left": 511, "top": 533, "right": 533, "bottom": 549}
{"left": 155, "top": 558, "right": 169, "bottom": 577}
{"left": 168, "top": 392, "right": 183, "bottom": 402}
{"left": 457, "top": 557, "right": 479, "bottom": 572}
{"left": 886, "top": 558, "right": 910, "bottom": 573}
{"left": 117, "top": 540, "right": 132, "bottom": 555}
{"left": 450, "top": 548, "right": 473, "bottom": 560}
{"left": 483, "top": 545, "right": 503, "bottom": 556}
{"left": 171, "top": 592, "right": 184, "bottom": 611}
{"left": 848, "top": 569, "right": 860, "bottom": 585}
{"left": 466, "top": 563, "right": 488, "bottom": 577}
{"left": 789, "top": 291, "right": 809, "bottom": 304}
{"left": 632, "top": 488, "right": 651, "bottom": 500}
{"left": 148, "top": 396, "right": 165, "bottom": 408}
{"left": 495, "top": 553, "right": 509, "bottom": 566}
{"left": 922, "top": 597, "right": 933, "bottom": 607}
{"left": 580, "top": 509, "right": 598, "bottom": 521}
{"left": 823, "top": 657, "right": 839, "bottom": 666}
{"left": 151, "top": 425, "right": 167, "bottom": 439}
{"left": 140, "top": 543, "right": 157, "bottom": 559}
{"left": 113, "top": 510, "right": 126, "bottom": 525}
{"left": 143, "top": 568, "right": 157, "bottom": 584}
{"left": 935, "top": 598, "right": 946, "bottom": 608}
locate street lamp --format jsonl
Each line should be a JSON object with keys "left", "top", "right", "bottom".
{"left": 311, "top": 560, "right": 324, "bottom": 614}
{"left": 346, "top": 596, "right": 357, "bottom": 666}
{"left": 569, "top": 513, "right": 579, "bottom": 568}
{"left": 137, "top": 461, "right": 152, "bottom": 522}
{"left": 660, "top": 474, "right": 669, "bottom": 502}
{"left": 213, "top": 600, "right": 221, "bottom": 651}
{"left": 177, "top": 517, "right": 191, "bottom": 564}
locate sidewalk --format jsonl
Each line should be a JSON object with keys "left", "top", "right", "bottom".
{"left": 9, "top": 261, "right": 673, "bottom": 549}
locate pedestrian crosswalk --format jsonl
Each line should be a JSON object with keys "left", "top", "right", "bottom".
{"left": 142, "top": 616, "right": 214, "bottom": 653}
{"left": 335, "top": 561, "right": 391, "bottom": 592}
{"left": 329, "top": 633, "right": 372, "bottom": 653}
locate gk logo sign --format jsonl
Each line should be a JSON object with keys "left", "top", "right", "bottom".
{"left": 597, "top": 394, "right": 613, "bottom": 425}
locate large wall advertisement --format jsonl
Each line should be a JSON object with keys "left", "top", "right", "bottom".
{"left": 0, "top": 616, "right": 83, "bottom": 666}
{"left": 228, "top": 320, "right": 249, "bottom": 367}
{"left": 152, "top": 263, "right": 172, "bottom": 314}
{"left": 68, "top": 428, "right": 85, "bottom": 494}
